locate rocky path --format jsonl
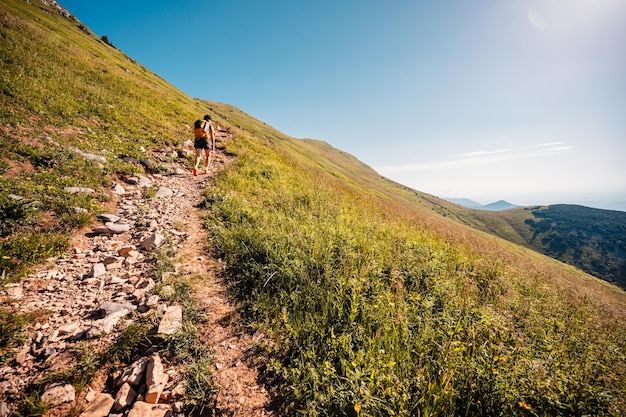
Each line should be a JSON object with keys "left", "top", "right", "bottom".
{"left": 0, "top": 134, "right": 275, "bottom": 417}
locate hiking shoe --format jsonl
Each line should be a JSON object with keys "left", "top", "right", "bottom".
{"left": 204, "top": 167, "right": 210, "bottom": 174}
{"left": 193, "top": 168, "right": 198, "bottom": 176}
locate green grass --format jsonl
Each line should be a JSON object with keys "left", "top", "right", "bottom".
{"left": 0, "top": 307, "right": 38, "bottom": 364}
{"left": 203, "top": 134, "right": 626, "bottom": 416}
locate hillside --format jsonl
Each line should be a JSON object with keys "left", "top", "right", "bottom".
{"left": 1, "top": 1, "right": 626, "bottom": 416}
{"left": 451, "top": 205, "right": 626, "bottom": 289}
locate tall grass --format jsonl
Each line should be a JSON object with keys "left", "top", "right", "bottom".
{"left": 204, "top": 135, "right": 626, "bottom": 416}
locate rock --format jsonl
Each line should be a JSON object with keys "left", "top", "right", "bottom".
{"left": 135, "top": 278, "right": 155, "bottom": 291}
{"left": 64, "top": 186, "right": 95, "bottom": 194}
{"left": 73, "top": 207, "right": 89, "bottom": 214}
{"left": 154, "top": 187, "right": 174, "bottom": 198}
{"left": 95, "top": 302, "right": 136, "bottom": 318}
{"left": 126, "top": 176, "right": 140, "bottom": 185}
{"left": 121, "top": 156, "right": 141, "bottom": 165}
{"left": 108, "top": 223, "right": 131, "bottom": 233}
{"left": 145, "top": 353, "right": 168, "bottom": 404}
{"left": 14, "top": 345, "right": 29, "bottom": 365}
{"left": 99, "top": 214, "right": 121, "bottom": 223}
{"left": 89, "top": 263, "right": 106, "bottom": 278}
{"left": 112, "top": 183, "right": 126, "bottom": 195}
{"left": 57, "top": 322, "right": 80, "bottom": 336}
{"left": 87, "top": 309, "right": 130, "bottom": 337}
{"left": 107, "top": 276, "right": 127, "bottom": 285}
{"left": 177, "top": 149, "right": 192, "bottom": 158}
{"left": 82, "top": 277, "right": 101, "bottom": 286}
{"left": 93, "top": 223, "right": 131, "bottom": 235}
{"left": 127, "top": 401, "right": 172, "bottom": 417}
{"left": 3, "top": 283, "right": 23, "bottom": 299}
{"left": 67, "top": 147, "right": 107, "bottom": 163}
{"left": 105, "top": 261, "right": 124, "bottom": 271}
{"left": 146, "top": 295, "right": 160, "bottom": 308}
{"left": 79, "top": 393, "right": 114, "bottom": 417}
{"left": 131, "top": 175, "right": 153, "bottom": 187}
{"left": 140, "top": 159, "right": 154, "bottom": 172}
{"left": 0, "top": 401, "right": 7, "bottom": 417}
{"left": 140, "top": 232, "right": 165, "bottom": 251}
{"left": 84, "top": 387, "right": 96, "bottom": 403}
{"left": 41, "top": 383, "right": 76, "bottom": 406}
{"left": 41, "top": 346, "right": 57, "bottom": 359}
{"left": 157, "top": 305, "right": 183, "bottom": 335}
{"left": 160, "top": 285, "right": 175, "bottom": 298}
{"left": 113, "top": 382, "right": 137, "bottom": 412}
{"left": 118, "top": 246, "right": 138, "bottom": 257}
{"left": 117, "top": 356, "right": 149, "bottom": 388}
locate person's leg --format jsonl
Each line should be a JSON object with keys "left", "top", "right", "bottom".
{"left": 193, "top": 148, "right": 202, "bottom": 176}
{"left": 204, "top": 149, "right": 211, "bottom": 172}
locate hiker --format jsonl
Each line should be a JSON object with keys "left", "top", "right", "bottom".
{"left": 193, "top": 114, "right": 215, "bottom": 176}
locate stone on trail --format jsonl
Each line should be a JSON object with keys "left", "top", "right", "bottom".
{"left": 41, "top": 383, "right": 76, "bottom": 406}
{"left": 87, "top": 309, "right": 131, "bottom": 338}
{"left": 92, "top": 223, "right": 131, "bottom": 235}
{"left": 116, "top": 356, "right": 149, "bottom": 388}
{"left": 140, "top": 232, "right": 165, "bottom": 251}
{"left": 79, "top": 393, "right": 114, "bottom": 417}
{"left": 157, "top": 305, "right": 183, "bottom": 335}
{"left": 94, "top": 302, "right": 136, "bottom": 318}
{"left": 154, "top": 187, "right": 174, "bottom": 198}
{"left": 111, "top": 183, "right": 126, "bottom": 195}
{"left": 89, "top": 263, "right": 106, "bottom": 278}
{"left": 113, "top": 382, "right": 138, "bottom": 412}
{"left": 99, "top": 213, "right": 121, "bottom": 223}
{"left": 127, "top": 401, "right": 172, "bottom": 417}
{"left": 145, "top": 353, "right": 168, "bottom": 404}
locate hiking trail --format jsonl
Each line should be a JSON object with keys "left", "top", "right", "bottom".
{"left": 0, "top": 131, "right": 276, "bottom": 417}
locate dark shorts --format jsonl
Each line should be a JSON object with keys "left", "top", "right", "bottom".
{"left": 194, "top": 137, "right": 210, "bottom": 150}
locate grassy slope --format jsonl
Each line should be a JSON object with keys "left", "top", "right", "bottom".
{"left": 1, "top": 1, "right": 625, "bottom": 416}
{"left": 205, "top": 130, "right": 626, "bottom": 415}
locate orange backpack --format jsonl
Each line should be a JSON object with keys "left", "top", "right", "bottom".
{"left": 193, "top": 119, "right": 208, "bottom": 138}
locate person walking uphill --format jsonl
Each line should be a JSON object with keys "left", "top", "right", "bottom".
{"left": 193, "top": 114, "right": 215, "bottom": 176}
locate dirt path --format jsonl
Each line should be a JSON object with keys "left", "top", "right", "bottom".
{"left": 178, "top": 162, "right": 276, "bottom": 417}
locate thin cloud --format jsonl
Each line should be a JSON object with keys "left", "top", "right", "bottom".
{"left": 378, "top": 142, "right": 575, "bottom": 174}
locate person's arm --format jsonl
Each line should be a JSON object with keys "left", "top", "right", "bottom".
{"left": 209, "top": 123, "right": 216, "bottom": 150}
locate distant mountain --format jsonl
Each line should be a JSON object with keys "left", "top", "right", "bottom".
{"left": 445, "top": 198, "right": 520, "bottom": 211}
{"left": 481, "top": 200, "right": 521, "bottom": 211}
{"left": 445, "top": 198, "right": 483, "bottom": 208}
{"left": 465, "top": 204, "right": 626, "bottom": 289}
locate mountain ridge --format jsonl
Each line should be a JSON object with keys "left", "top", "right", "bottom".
{"left": 445, "top": 198, "right": 521, "bottom": 211}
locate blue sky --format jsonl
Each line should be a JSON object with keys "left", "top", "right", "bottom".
{"left": 61, "top": 0, "right": 626, "bottom": 211}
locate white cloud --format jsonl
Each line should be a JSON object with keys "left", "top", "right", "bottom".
{"left": 376, "top": 142, "right": 575, "bottom": 174}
